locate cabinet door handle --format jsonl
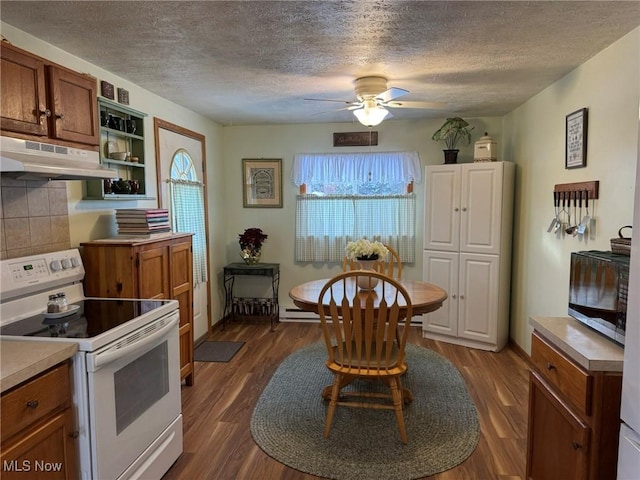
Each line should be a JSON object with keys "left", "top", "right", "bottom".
{"left": 462, "top": 207, "right": 468, "bottom": 212}
{"left": 26, "top": 400, "right": 39, "bottom": 409}
{"left": 546, "top": 362, "right": 556, "bottom": 371}
{"left": 571, "top": 441, "right": 582, "bottom": 450}
{"left": 451, "top": 294, "right": 457, "bottom": 299}
{"left": 55, "top": 113, "right": 65, "bottom": 119}
{"left": 459, "top": 294, "right": 465, "bottom": 299}
{"left": 454, "top": 207, "right": 459, "bottom": 212}
{"left": 69, "top": 431, "right": 80, "bottom": 439}
{"left": 39, "top": 108, "right": 52, "bottom": 117}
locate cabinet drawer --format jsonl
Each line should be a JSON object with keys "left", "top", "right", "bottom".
{"left": 1, "top": 362, "right": 70, "bottom": 442}
{"left": 531, "top": 333, "right": 593, "bottom": 416}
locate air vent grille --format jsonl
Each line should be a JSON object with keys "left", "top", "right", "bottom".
{"left": 23, "top": 140, "right": 68, "bottom": 155}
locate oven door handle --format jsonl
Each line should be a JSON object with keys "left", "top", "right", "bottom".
{"left": 88, "top": 313, "right": 179, "bottom": 371}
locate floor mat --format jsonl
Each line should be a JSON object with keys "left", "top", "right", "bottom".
{"left": 194, "top": 341, "right": 245, "bottom": 362}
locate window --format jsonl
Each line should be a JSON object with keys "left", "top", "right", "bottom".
{"left": 292, "top": 152, "right": 420, "bottom": 263}
{"left": 168, "top": 150, "right": 208, "bottom": 285}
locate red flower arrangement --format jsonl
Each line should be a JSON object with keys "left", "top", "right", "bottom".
{"left": 238, "top": 228, "right": 268, "bottom": 252}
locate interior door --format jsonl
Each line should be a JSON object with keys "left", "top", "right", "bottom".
{"left": 155, "top": 119, "right": 210, "bottom": 340}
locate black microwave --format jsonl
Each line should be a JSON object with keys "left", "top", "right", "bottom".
{"left": 569, "top": 251, "right": 630, "bottom": 346}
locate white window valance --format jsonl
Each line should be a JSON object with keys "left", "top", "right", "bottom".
{"left": 291, "top": 151, "right": 421, "bottom": 186}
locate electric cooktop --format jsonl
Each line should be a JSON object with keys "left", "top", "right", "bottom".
{"left": 0, "top": 298, "right": 169, "bottom": 338}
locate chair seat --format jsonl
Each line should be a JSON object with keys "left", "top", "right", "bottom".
{"left": 329, "top": 341, "right": 404, "bottom": 370}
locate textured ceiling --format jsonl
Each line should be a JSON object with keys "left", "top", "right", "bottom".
{"left": 1, "top": 1, "right": 638, "bottom": 126}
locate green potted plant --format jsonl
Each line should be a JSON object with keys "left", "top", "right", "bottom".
{"left": 432, "top": 117, "right": 474, "bottom": 164}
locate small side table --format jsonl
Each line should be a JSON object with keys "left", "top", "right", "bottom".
{"left": 223, "top": 263, "right": 280, "bottom": 331}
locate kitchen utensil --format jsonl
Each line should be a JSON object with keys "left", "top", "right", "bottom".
{"left": 572, "top": 192, "right": 582, "bottom": 237}
{"left": 565, "top": 192, "right": 578, "bottom": 235}
{"left": 554, "top": 192, "right": 563, "bottom": 233}
{"left": 577, "top": 190, "right": 590, "bottom": 235}
{"left": 547, "top": 191, "right": 559, "bottom": 232}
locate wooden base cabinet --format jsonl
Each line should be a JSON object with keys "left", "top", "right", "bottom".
{"left": 81, "top": 233, "right": 194, "bottom": 385}
{"left": 526, "top": 331, "right": 622, "bottom": 480}
{"left": 1, "top": 362, "right": 78, "bottom": 480}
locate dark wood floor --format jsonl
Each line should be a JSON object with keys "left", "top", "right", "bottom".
{"left": 163, "top": 320, "right": 531, "bottom": 480}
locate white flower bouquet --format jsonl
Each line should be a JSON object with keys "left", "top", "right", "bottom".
{"left": 345, "top": 239, "right": 389, "bottom": 261}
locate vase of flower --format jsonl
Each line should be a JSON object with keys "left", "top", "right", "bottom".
{"left": 345, "top": 239, "right": 389, "bottom": 290}
{"left": 356, "top": 259, "right": 379, "bottom": 290}
{"left": 239, "top": 227, "right": 268, "bottom": 265}
{"left": 241, "top": 250, "right": 261, "bottom": 265}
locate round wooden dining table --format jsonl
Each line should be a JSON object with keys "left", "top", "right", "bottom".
{"left": 289, "top": 277, "right": 448, "bottom": 317}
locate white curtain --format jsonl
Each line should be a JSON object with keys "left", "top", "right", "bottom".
{"left": 295, "top": 194, "right": 416, "bottom": 263}
{"left": 291, "top": 151, "right": 421, "bottom": 186}
{"left": 169, "top": 179, "right": 208, "bottom": 286}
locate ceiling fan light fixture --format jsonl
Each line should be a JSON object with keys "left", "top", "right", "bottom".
{"left": 353, "top": 105, "right": 389, "bottom": 127}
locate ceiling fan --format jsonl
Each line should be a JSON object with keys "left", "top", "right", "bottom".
{"left": 305, "top": 76, "right": 445, "bottom": 127}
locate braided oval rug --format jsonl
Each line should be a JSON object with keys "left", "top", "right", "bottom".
{"left": 250, "top": 342, "right": 479, "bottom": 480}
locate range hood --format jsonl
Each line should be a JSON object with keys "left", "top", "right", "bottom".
{"left": 0, "top": 136, "right": 118, "bottom": 180}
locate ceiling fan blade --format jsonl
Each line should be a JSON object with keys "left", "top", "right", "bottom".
{"left": 311, "top": 105, "right": 362, "bottom": 116}
{"left": 375, "top": 87, "right": 409, "bottom": 103}
{"left": 384, "top": 100, "right": 446, "bottom": 109}
{"left": 304, "top": 98, "right": 358, "bottom": 105}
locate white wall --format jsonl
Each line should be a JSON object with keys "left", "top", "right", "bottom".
{"left": 221, "top": 117, "right": 504, "bottom": 308}
{"left": 1, "top": 23, "right": 226, "bottom": 341}
{"left": 504, "top": 27, "right": 639, "bottom": 352}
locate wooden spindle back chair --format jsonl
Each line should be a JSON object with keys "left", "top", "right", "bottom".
{"left": 317, "top": 270, "right": 413, "bottom": 444}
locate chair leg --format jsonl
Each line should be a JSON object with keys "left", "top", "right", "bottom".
{"left": 390, "top": 376, "right": 408, "bottom": 444}
{"left": 324, "top": 374, "right": 342, "bottom": 438}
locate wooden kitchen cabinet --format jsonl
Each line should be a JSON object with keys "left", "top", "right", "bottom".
{"left": 422, "top": 162, "right": 515, "bottom": 351}
{"left": 80, "top": 233, "right": 195, "bottom": 385}
{"left": 0, "top": 361, "right": 78, "bottom": 480}
{"left": 0, "top": 42, "right": 99, "bottom": 147}
{"left": 526, "top": 327, "right": 623, "bottom": 480}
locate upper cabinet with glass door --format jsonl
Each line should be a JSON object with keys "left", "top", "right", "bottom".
{"left": 83, "top": 98, "right": 151, "bottom": 199}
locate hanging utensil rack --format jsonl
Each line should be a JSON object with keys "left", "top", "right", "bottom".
{"left": 553, "top": 180, "right": 599, "bottom": 199}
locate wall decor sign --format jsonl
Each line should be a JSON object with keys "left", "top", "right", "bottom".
{"left": 117, "top": 88, "right": 130, "bottom": 105}
{"left": 333, "top": 131, "right": 378, "bottom": 147}
{"left": 100, "top": 81, "right": 114, "bottom": 100}
{"left": 242, "top": 158, "right": 283, "bottom": 208}
{"left": 565, "top": 108, "right": 588, "bottom": 169}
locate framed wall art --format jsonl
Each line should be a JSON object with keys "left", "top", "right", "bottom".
{"left": 100, "top": 81, "right": 114, "bottom": 100}
{"left": 242, "top": 158, "right": 282, "bottom": 208}
{"left": 565, "top": 107, "right": 588, "bottom": 169}
{"left": 117, "top": 88, "right": 130, "bottom": 105}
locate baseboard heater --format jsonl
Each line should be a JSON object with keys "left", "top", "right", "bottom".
{"left": 280, "top": 308, "right": 320, "bottom": 322}
{"left": 279, "top": 307, "right": 423, "bottom": 326}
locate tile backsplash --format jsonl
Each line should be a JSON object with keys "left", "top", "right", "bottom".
{"left": 1, "top": 176, "right": 71, "bottom": 260}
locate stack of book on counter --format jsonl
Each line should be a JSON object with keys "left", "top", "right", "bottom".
{"left": 116, "top": 208, "right": 171, "bottom": 237}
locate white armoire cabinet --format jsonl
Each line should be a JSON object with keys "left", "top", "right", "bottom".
{"left": 422, "top": 162, "right": 515, "bottom": 351}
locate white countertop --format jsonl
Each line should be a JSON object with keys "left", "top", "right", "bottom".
{"left": 0, "top": 339, "right": 78, "bottom": 393}
{"left": 529, "top": 316, "right": 624, "bottom": 372}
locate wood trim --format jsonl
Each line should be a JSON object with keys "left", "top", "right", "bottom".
{"left": 153, "top": 117, "right": 213, "bottom": 336}
{"left": 508, "top": 337, "right": 533, "bottom": 367}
